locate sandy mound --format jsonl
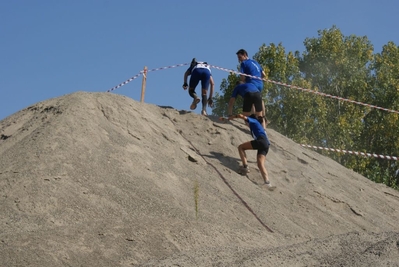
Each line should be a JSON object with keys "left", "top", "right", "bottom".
{"left": 0, "top": 91, "right": 398, "bottom": 266}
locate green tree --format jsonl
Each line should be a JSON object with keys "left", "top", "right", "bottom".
{"left": 211, "top": 72, "right": 240, "bottom": 117}
{"left": 360, "top": 41, "right": 399, "bottom": 188}
{"left": 253, "top": 43, "right": 326, "bottom": 145}
{"left": 298, "top": 26, "right": 373, "bottom": 166}
{"left": 210, "top": 27, "right": 398, "bottom": 190}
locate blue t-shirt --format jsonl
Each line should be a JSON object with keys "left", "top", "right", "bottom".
{"left": 240, "top": 59, "right": 263, "bottom": 91}
{"left": 247, "top": 117, "right": 270, "bottom": 145}
{"left": 231, "top": 83, "right": 259, "bottom": 98}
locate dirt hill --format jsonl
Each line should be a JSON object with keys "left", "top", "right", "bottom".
{"left": 0, "top": 91, "right": 398, "bottom": 267}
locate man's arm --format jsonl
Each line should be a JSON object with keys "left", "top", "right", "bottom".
{"left": 239, "top": 75, "right": 246, "bottom": 84}
{"left": 228, "top": 113, "right": 247, "bottom": 121}
{"left": 183, "top": 70, "right": 190, "bottom": 89}
{"left": 209, "top": 76, "right": 214, "bottom": 98}
{"left": 239, "top": 63, "right": 246, "bottom": 84}
{"left": 207, "top": 76, "right": 215, "bottom": 107}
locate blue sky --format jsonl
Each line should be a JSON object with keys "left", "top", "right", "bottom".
{"left": 1, "top": 0, "right": 398, "bottom": 120}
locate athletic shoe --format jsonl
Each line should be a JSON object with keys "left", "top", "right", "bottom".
{"left": 190, "top": 98, "right": 200, "bottom": 110}
{"left": 237, "top": 166, "right": 250, "bottom": 175}
{"left": 264, "top": 181, "right": 276, "bottom": 191}
{"left": 201, "top": 110, "right": 207, "bottom": 116}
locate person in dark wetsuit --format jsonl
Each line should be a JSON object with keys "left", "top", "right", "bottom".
{"left": 182, "top": 58, "right": 214, "bottom": 115}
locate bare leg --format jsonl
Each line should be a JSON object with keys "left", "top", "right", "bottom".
{"left": 261, "top": 99, "right": 266, "bottom": 118}
{"left": 251, "top": 104, "right": 256, "bottom": 114}
{"left": 257, "top": 154, "right": 269, "bottom": 183}
{"left": 238, "top": 141, "right": 252, "bottom": 166}
{"left": 257, "top": 153, "right": 276, "bottom": 190}
{"left": 201, "top": 88, "right": 208, "bottom": 115}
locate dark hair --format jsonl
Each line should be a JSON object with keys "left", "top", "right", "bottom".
{"left": 257, "top": 116, "right": 265, "bottom": 124}
{"left": 236, "top": 49, "right": 248, "bottom": 56}
{"left": 249, "top": 114, "right": 265, "bottom": 124}
{"left": 190, "top": 58, "right": 196, "bottom": 67}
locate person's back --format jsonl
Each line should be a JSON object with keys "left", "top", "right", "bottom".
{"left": 240, "top": 59, "right": 263, "bottom": 90}
{"left": 186, "top": 59, "right": 211, "bottom": 74}
{"left": 247, "top": 116, "right": 270, "bottom": 144}
{"left": 236, "top": 49, "right": 265, "bottom": 92}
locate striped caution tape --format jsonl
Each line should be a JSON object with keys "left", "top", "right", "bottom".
{"left": 209, "top": 65, "right": 399, "bottom": 115}
{"left": 107, "top": 62, "right": 399, "bottom": 116}
{"left": 105, "top": 62, "right": 398, "bottom": 161}
{"left": 301, "top": 144, "right": 399, "bottom": 161}
{"left": 107, "top": 72, "right": 143, "bottom": 93}
{"left": 107, "top": 63, "right": 189, "bottom": 92}
{"left": 146, "top": 63, "right": 189, "bottom": 73}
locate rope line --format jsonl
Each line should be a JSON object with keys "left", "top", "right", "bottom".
{"left": 106, "top": 63, "right": 189, "bottom": 93}
{"left": 209, "top": 65, "right": 399, "bottom": 115}
{"left": 301, "top": 144, "right": 399, "bottom": 161}
{"left": 106, "top": 62, "right": 399, "bottom": 115}
{"left": 106, "top": 62, "right": 399, "bottom": 161}
{"left": 146, "top": 63, "right": 189, "bottom": 73}
{"left": 107, "top": 72, "right": 142, "bottom": 93}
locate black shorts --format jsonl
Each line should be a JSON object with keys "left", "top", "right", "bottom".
{"left": 242, "top": 91, "right": 263, "bottom": 113}
{"left": 250, "top": 135, "right": 269, "bottom": 156}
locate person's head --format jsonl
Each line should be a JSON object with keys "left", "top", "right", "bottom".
{"left": 236, "top": 49, "right": 248, "bottom": 62}
{"left": 190, "top": 58, "right": 196, "bottom": 67}
{"left": 249, "top": 114, "right": 265, "bottom": 125}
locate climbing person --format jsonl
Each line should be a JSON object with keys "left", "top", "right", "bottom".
{"left": 236, "top": 49, "right": 267, "bottom": 118}
{"left": 182, "top": 58, "right": 214, "bottom": 115}
{"left": 227, "top": 82, "right": 266, "bottom": 129}
{"left": 228, "top": 113, "right": 275, "bottom": 190}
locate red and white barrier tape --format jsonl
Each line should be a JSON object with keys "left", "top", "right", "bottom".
{"left": 107, "top": 73, "right": 142, "bottom": 92}
{"left": 106, "top": 62, "right": 398, "bottom": 161}
{"left": 107, "top": 63, "right": 189, "bottom": 92}
{"left": 209, "top": 65, "right": 399, "bottom": 115}
{"left": 107, "top": 63, "right": 399, "bottom": 115}
{"left": 146, "top": 63, "right": 189, "bottom": 73}
{"left": 301, "top": 144, "right": 398, "bottom": 161}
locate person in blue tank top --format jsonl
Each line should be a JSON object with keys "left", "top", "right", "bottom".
{"left": 236, "top": 49, "right": 266, "bottom": 118}
{"left": 228, "top": 113, "right": 275, "bottom": 190}
{"left": 183, "top": 58, "right": 214, "bottom": 116}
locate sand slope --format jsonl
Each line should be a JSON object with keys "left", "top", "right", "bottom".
{"left": 0, "top": 92, "right": 398, "bottom": 266}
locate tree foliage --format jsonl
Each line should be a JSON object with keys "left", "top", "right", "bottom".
{"left": 212, "top": 72, "right": 240, "bottom": 117}
{"left": 298, "top": 26, "right": 374, "bottom": 167}
{"left": 211, "top": 26, "right": 399, "bottom": 189}
{"left": 359, "top": 41, "right": 399, "bottom": 187}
